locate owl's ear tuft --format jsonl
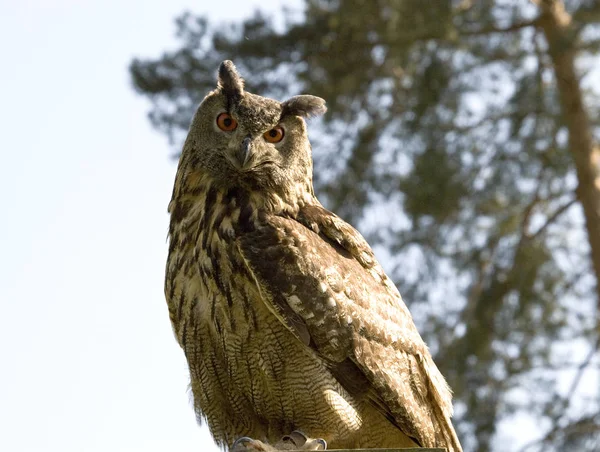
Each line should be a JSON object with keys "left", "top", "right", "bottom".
{"left": 281, "top": 95, "right": 327, "bottom": 119}
{"left": 217, "top": 60, "right": 244, "bottom": 99}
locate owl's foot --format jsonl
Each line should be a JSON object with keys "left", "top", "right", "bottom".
{"left": 231, "top": 431, "right": 326, "bottom": 451}
{"left": 275, "top": 431, "right": 327, "bottom": 450}
{"left": 231, "top": 437, "right": 277, "bottom": 452}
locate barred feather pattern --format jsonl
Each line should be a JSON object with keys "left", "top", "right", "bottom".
{"left": 165, "top": 177, "right": 429, "bottom": 449}
{"left": 164, "top": 61, "right": 461, "bottom": 450}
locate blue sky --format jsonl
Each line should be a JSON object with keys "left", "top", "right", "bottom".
{"left": 0, "top": 1, "right": 292, "bottom": 451}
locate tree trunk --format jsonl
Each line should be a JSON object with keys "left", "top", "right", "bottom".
{"left": 537, "top": 0, "right": 600, "bottom": 317}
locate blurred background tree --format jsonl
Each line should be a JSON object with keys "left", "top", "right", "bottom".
{"left": 130, "top": 0, "right": 600, "bottom": 450}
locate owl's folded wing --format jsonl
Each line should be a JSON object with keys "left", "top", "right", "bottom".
{"left": 237, "top": 205, "right": 461, "bottom": 451}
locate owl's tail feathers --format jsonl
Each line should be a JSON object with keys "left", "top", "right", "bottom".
{"left": 431, "top": 395, "right": 462, "bottom": 452}
{"left": 420, "top": 354, "right": 463, "bottom": 452}
{"left": 429, "top": 400, "right": 462, "bottom": 452}
{"left": 441, "top": 418, "right": 463, "bottom": 452}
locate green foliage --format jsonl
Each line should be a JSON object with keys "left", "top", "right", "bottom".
{"left": 130, "top": 1, "right": 600, "bottom": 450}
{"left": 400, "top": 145, "right": 468, "bottom": 223}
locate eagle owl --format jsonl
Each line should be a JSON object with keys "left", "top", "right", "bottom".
{"left": 165, "top": 61, "right": 462, "bottom": 452}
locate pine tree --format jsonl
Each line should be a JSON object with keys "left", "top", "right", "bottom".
{"left": 130, "top": 1, "right": 600, "bottom": 450}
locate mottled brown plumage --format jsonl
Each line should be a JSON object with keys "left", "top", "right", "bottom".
{"left": 165, "top": 60, "right": 462, "bottom": 451}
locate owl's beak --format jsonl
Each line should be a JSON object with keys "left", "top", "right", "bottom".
{"left": 238, "top": 136, "right": 253, "bottom": 168}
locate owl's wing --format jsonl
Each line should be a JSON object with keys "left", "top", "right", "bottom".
{"left": 237, "top": 204, "right": 461, "bottom": 452}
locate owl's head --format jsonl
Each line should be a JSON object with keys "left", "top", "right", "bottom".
{"left": 176, "top": 60, "right": 326, "bottom": 205}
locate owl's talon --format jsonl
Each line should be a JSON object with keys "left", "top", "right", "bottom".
{"left": 232, "top": 437, "right": 253, "bottom": 446}
{"left": 274, "top": 430, "right": 327, "bottom": 450}
{"left": 281, "top": 430, "right": 308, "bottom": 446}
{"left": 232, "top": 436, "right": 275, "bottom": 451}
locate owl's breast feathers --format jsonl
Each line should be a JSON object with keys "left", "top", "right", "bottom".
{"left": 165, "top": 180, "right": 462, "bottom": 452}
{"left": 166, "top": 182, "right": 260, "bottom": 347}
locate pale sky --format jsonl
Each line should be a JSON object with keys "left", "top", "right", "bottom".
{"left": 0, "top": 1, "right": 292, "bottom": 451}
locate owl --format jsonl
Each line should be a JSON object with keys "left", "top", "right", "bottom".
{"left": 165, "top": 60, "right": 462, "bottom": 452}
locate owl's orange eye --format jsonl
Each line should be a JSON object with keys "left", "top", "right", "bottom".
{"left": 263, "top": 126, "right": 284, "bottom": 143}
{"left": 216, "top": 113, "right": 237, "bottom": 131}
